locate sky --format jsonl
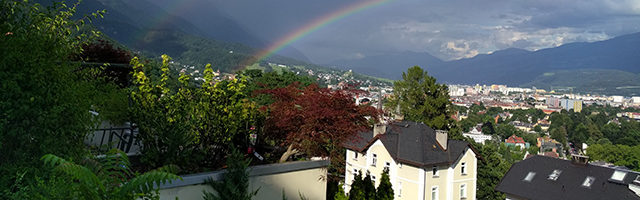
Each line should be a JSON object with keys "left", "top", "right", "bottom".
{"left": 208, "top": 0, "right": 640, "bottom": 63}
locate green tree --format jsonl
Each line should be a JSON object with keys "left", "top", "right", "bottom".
{"left": 375, "top": 169, "right": 394, "bottom": 200}
{"left": 333, "top": 183, "right": 348, "bottom": 200}
{"left": 550, "top": 127, "right": 568, "bottom": 148}
{"left": 203, "top": 147, "right": 259, "bottom": 200}
{"left": 42, "top": 149, "right": 181, "bottom": 200}
{"left": 385, "top": 66, "right": 454, "bottom": 130}
{"left": 0, "top": 0, "right": 113, "bottom": 191}
{"left": 130, "top": 55, "right": 260, "bottom": 172}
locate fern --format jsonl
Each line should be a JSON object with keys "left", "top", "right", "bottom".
{"left": 42, "top": 148, "right": 182, "bottom": 200}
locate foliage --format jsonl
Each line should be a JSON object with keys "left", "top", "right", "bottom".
{"left": 42, "top": 149, "right": 181, "bottom": 200}
{"left": 333, "top": 183, "right": 348, "bottom": 200}
{"left": 385, "top": 66, "right": 455, "bottom": 131}
{"left": 130, "top": 55, "right": 261, "bottom": 172}
{"left": 258, "top": 82, "right": 380, "bottom": 166}
{"left": 0, "top": 0, "right": 116, "bottom": 192}
{"left": 203, "top": 147, "right": 259, "bottom": 200}
{"left": 375, "top": 169, "right": 394, "bottom": 200}
{"left": 587, "top": 144, "right": 640, "bottom": 171}
{"left": 242, "top": 69, "right": 315, "bottom": 106}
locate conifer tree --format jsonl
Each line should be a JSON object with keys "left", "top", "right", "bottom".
{"left": 375, "top": 169, "right": 394, "bottom": 200}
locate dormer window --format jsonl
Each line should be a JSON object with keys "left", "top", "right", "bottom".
{"left": 523, "top": 172, "right": 536, "bottom": 182}
{"left": 582, "top": 176, "right": 595, "bottom": 188}
{"left": 635, "top": 175, "right": 640, "bottom": 184}
{"left": 548, "top": 170, "right": 562, "bottom": 181}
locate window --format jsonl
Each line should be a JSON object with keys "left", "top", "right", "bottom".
{"left": 611, "top": 170, "right": 627, "bottom": 182}
{"left": 582, "top": 176, "right": 595, "bottom": 188}
{"left": 372, "top": 153, "right": 377, "bottom": 167}
{"left": 398, "top": 181, "right": 402, "bottom": 197}
{"left": 635, "top": 175, "right": 640, "bottom": 184}
{"left": 433, "top": 166, "right": 439, "bottom": 177}
{"left": 523, "top": 172, "right": 536, "bottom": 182}
{"left": 461, "top": 162, "right": 467, "bottom": 175}
{"left": 399, "top": 163, "right": 402, "bottom": 169}
{"left": 384, "top": 161, "right": 391, "bottom": 171}
{"left": 372, "top": 175, "right": 377, "bottom": 186}
{"left": 460, "top": 184, "right": 467, "bottom": 199}
{"left": 431, "top": 186, "right": 438, "bottom": 200}
{"left": 548, "top": 169, "right": 562, "bottom": 181}
{"left": 353, "top": 169, "right": 359, "bottom": 183}
{"left": 353, "top": 151, "right": 358, "bottom": 160}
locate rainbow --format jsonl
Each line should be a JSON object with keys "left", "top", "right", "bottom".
{"left": 245, "top": 0, "right": 395, "bottom": 65}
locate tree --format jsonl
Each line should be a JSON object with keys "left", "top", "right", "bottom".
{"left": 385, "top": 66, "right": 454, "bottom": 130}
{"left": 242, "top": 70, "right": 315, "bottom": 106}
{"left": 375, "top": 169, "right": 394, "bottom": 200}
{"left": 550, "top": 127, "right": 568, "bottom": 148}
{"left": 533, "top": 125, "right": 543, "bottom": 133}
{"left": 42, "top": 149, "right": 181, "bottom": 200}
{"left": 130, "top": 55, "right": 260, "bottom": 172}
{"left": 203, "top": 147, "right": 259, "bottom": 200}
{"left": 0, "top": 0, "right": 112, "bottom": 191}
{"left": 258, "top": 83, "right": 379, "bottom": 164}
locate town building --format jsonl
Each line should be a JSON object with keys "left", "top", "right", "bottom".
{"left": 463, "top": 127, "right": 493, "bottom": 144}
{"left": 495, "top": 155, "right": 640, "bottom": 200}
{"left": 505, "top": 134, "right": 529, "bottom": 149}
{"left": 344, "top": 121, "right": 481, "bottom": 200}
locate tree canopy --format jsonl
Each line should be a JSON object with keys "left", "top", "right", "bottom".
{"left": 385, "top": 66, "right": 455, "bottom": 130}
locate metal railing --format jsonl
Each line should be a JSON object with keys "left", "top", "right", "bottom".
{"left": 93, "top": 126, "right": 137, "bottom": 154}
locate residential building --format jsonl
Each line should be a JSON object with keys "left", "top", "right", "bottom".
{"left": 495, "top": 155, "right": 640, "bottom": 200}
{"left": 509, "top": 121, "right": 535, "bottom": 132}
{"left": 505, "top": 135, "right": 529, "bottom": 149}
{"left": 344, "top": 121, "right": 481, "bottom": 200}
{"left": 463, "top": 127, "right": 493, "bottom": 144}
{"left": 537, "top": 137, "right": 563, "bottom": 154}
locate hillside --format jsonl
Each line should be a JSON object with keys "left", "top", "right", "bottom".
{"left": 328, "top": 51, "right": 445, "bottom": 80}
{"left": 520, "top": 69, "right": 640, "bottom": 96}
{"left": 330, "top": 33, "right": 640, "bottom": 95}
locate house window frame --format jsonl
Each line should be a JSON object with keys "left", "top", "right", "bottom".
{"left": 431, "top": 186, "right": 439, "bottom": 200}
{"left": 384, "top": 161, "right": 391, "bottom": 171}
{"left": 352, "top": 169, "right": 359, "bottom": 183}
{"left": 372, "top": 175, "right": 377, "bottom": 186}
{"left": 432, "top": 166, "right": 439, "bottom": 177}
{"left": 398, "top": 181, "right": 402, "bottom": 197}
{"left": 353, "top": 151, "right": 358, "bottom": 161}
{"left": 371, "top": 153, "right": 377, "bottom": 167}
{"left": 460, "top": 183, "right": 467, "bottom": 199}
{"left": 461, "top": 162, "right": 467, "bottom": 175}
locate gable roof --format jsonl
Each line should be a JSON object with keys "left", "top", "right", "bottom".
{"left": 495, "top": 155, "right": 640, "bottom": 200}
{"left": 506, "top": 134, "right": 526, "bottom": 144}
{"left": 344, "top": 121, "right": 480, "bottom": 167}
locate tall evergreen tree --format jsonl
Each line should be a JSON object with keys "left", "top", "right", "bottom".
{"left": 385, "top": 66, "right": 455, "bottom": 130}
{"left": 375, "top": 169, "right": 394, "bottom": 200}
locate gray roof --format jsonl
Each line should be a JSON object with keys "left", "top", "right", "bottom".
{"left": 495, "top": 155, "right": 640, "bottom": 200}
{"left": 344, "top": 121, "right": 477, "bottom": 167}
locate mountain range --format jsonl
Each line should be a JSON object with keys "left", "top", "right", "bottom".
{"left": 328, "top": 32, "right": 640, "bottom": 95}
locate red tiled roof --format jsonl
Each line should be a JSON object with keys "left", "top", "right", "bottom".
{"left": 506, "top": 134, "right": 525, "bottom": 144}
{"left": 543, "top": 151, "right": 559, "bottom": 158}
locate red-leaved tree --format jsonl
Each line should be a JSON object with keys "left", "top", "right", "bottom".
{"left": 258, "top": 82, "right": 380, "bottom": 164}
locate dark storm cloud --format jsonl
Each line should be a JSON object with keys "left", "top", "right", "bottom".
{"left": 205, "top": 0, "right": 640, "bottom": 62}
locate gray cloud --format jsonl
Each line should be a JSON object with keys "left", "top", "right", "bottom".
{"left": 205, "top": 0, "right": 640, "bottom": 63}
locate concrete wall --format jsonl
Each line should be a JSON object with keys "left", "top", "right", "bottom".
{"left": 157, "top": 160, "right": 329, "bottom": 200}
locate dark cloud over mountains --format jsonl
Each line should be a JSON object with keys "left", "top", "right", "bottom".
{"left": 168, "top": 0, "right": 640, "bottom": 63}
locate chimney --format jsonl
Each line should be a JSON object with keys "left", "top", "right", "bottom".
{"left": 436, "top": 130, "right": 448, "bottom": 151}
{"left": 571, "top": 154, "right": 589, "bottom": 165}
{"left": 374, "top": 123, "right": 386, "bottom": 137}
{"left": 394, "top": 102, "right": 404, "bottom": 121}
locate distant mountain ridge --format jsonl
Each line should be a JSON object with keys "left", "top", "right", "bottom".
{"left": 327, "top": 51, "right": 445, "bottom": 79}
{"left": 330, "top": 32, "right": 640, "bottom": 94}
